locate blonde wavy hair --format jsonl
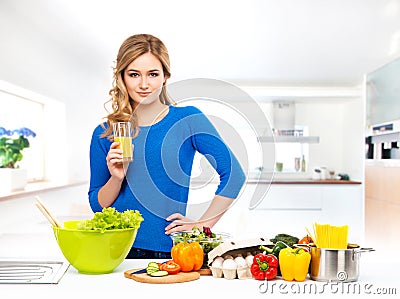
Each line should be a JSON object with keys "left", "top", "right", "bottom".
{"left": 101, "top": 34, "right": 175, "bottom": 139}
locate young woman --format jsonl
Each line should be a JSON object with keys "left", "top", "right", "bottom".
{"left": 88, "top": 34, "right": 245, "bottom": 258}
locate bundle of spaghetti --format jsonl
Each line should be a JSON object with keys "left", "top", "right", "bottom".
{"left": 313, "top": 222, "right": 348, "bottom": 249}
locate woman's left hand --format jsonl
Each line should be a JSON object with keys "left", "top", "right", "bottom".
{"left": 165, "top": 213, "right": 197, "bottom": 235}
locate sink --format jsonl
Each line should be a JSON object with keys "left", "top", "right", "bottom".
{"left": 0, "top": 260, "right": 69, "bottom": 284}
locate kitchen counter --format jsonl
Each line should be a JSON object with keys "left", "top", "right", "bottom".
{"left": 190, "top": 177, "right": 362, "bottom": 185}
{"left": 0, "top": 184, "right": 395, "bottom": 299}
{"left": 0, "top": 230, "right": 398, "bottom": 299}
{"left": 0, "top": 180, "right": 87, "bottom": 202}
{"left": 1, "top": 179, "right": 360, "bottom": 203}
{"left": 247, "top": 179, "right": 361, "bottom": 184}
{"left": 243, "top": 171, "right": 362, "bottom": 185}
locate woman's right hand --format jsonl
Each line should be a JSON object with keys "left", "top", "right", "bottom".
{"left": 106, "top": 141, "right": 129, "bottom": 181}
{"left": 98, "top": 141, "right": 133, "bottom": 208}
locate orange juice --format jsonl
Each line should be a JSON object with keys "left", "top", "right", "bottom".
{"left": 114, "top": 136, "right": 133, "bottom": 162}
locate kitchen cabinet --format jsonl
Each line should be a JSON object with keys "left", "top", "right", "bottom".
{"left": 366, "top": 56, "right": 400, "bottom": 126}
{"left": 188, "top": 180, "right": 364, "bottom": 244}
{"left": 320, "top": 185, "right": 364, "bottom": 243}
{"left": 1, "top": 179, "right": 364, "bottom": 246}
{"left": 238, "top": 184, "right": 364, "bottom": 244}
{"left": 252, "top": 185, "right": 323, "bottom": 210}
{"left": 365, "top": 163, "right": 400, "bottom": 247}
{"left": 364, "top": 57, "right": 400, "bottom": 251}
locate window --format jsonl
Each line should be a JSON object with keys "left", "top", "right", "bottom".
{"left": 0, "top": 90, "right": 45, "bottom": 180}
{"left": 0, "top": 80, "right": 68, "bottom": 183}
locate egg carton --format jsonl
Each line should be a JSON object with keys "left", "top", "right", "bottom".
{"left": 207, "top": 237, "right": 273, "bottom": 280}
{"left": 207, "top": 237, "right": 273, "bottom": 264}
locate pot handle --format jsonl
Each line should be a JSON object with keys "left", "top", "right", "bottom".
{"left": 352, "top": 247, "right": 375, "bottom": 260}
{"left": 358, "top": 247, "right": 375, "bottom": 254}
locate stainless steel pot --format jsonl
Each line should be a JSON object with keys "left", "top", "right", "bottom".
{"left": 310, "top": 247, "right": 374, "bottom": 282}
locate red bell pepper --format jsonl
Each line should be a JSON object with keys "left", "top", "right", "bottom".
{"left": 250, "top": 253, "right": 279, "bottom": 280}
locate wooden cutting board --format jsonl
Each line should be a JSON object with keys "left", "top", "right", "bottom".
{"left": 198, "top": 268, "right": 212, "bottom": 275}
{"left": 124, "top": 268, "right": 200, "bottom": 284}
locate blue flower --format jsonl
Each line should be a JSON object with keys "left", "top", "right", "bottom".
{"left": 14, "top": 127, "right": 36, "bottom": 138}
{"left": 0, "top": 126, "right": 36, "bottom": 137}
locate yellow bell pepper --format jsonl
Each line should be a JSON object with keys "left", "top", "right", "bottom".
{"left": 278, "top": 247, "right": 311, "bottom": 282}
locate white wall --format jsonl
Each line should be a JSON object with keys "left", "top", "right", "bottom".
{"left": 0, "top": 3, "right": 110, "bottom": 182}
{"left": 0, "top": 3, "right": 364, "bottom": 184}
{"left": 297, "top": 99, "right": 364, "bottom": 181}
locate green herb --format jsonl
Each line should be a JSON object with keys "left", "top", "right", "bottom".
{"left": 0, "top": 127, "right": 36, "bottom": 168}
{"left": 77, "top": 207, "right": 143, "bottom": 232}
{"left": 270, "top": 233, "right": 299, "bottom": 247}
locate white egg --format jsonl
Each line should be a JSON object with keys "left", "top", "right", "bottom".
{"left": 234, "top": 256, "right": 247, "bottom": 268}
{"left": 245, "top": 253, "right": 254, "bottom": 266}
{"left": 223, "top": 258, "right": 238, "bottom": 270}
{"left": 211, "top": 256, "right": 224, "bottom": 268}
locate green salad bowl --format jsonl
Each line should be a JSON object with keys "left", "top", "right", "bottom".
{"left": 53, "top": 220, "right": 138, "bottom": 274}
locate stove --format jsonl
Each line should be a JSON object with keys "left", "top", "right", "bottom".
{"left": 0, "top": 260, "right": 69, "bottom": 284}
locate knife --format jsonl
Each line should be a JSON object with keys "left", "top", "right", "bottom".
{"left": 130, "top": 268, "right": 147, "bottom": 275}
{"left": 130, "top": 260, "right": 169, "bottom": 275}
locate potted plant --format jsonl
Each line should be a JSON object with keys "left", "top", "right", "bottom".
{"left": 0, "top": 126, "right": 36, "bottom": 191}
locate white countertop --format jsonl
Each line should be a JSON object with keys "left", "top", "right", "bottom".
{"left": 0, "top": 183, "right": 397, "bottom": 299}
{"left": 0, "top": 229, "right": 398, "bottom": 299}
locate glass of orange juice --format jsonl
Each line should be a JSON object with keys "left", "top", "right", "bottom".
{"left": 112, "top": 122, "right": 133, "bottom": 162}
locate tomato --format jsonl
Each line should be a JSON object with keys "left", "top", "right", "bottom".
{"left": 159, "top": 260, "right": 181, "bottom": 275}
{"left": 299, "top": 235, "right": 313, "bottom": 244}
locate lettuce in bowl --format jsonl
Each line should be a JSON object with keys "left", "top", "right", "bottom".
{"left": 77, "top": 207, "right": 143, "bottom": 232}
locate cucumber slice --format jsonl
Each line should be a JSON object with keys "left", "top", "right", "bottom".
{"left": 150, "top": 270, "right": 168, "bottom": 277}
{"left": 147, "top": 262, "right": 159, "bottom": 269}
{"left": 146, "top": 267, "right": 159, "bottom": 274}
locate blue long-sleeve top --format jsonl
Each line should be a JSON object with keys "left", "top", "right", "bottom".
{"left": 88, "top": 105, "right": 246, "bottom": 252}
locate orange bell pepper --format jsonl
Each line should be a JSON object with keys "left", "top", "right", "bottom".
{"left": 171, "top": 240, "right": 204, "bottom": 272}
